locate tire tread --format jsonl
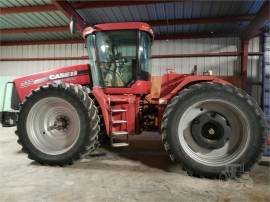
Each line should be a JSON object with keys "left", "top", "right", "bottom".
{"left": 16, "top": 82, "right": 100, "bottom": 165}
{"left": 161, "top": 82, "right": 267, "bottom": 178}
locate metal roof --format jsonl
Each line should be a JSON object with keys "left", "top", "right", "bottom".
{"left": 0, "top": 11, "right": 68, "bottom": 29}
{"left": 0, "top": 0, "right": 267, "bottom": 43}
{"left": 0, "top": 31, "right": 80, "bottom": 41}
{"left": 78, "top": 1, "right": 264, "bottom": 24}
{"left": 0, "top": 0, "right": 50, "bottom": 7}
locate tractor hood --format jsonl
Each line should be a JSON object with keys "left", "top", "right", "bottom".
{"left": 13, "top": 64, "right": 91, "bottom": 102}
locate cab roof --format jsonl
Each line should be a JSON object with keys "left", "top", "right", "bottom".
{"left": 83, "top": 22, "right": 154, "bottom": 39}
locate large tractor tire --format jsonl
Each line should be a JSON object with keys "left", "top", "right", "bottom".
{"left": 16, "top": 82, "right": 100, "bottom": 165}
{"left": 162, "top": 82, "right": 267, "bottom": 178}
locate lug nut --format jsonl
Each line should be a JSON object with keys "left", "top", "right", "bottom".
{"left": 208, "top": 128, "right": 215, "bottom": 135}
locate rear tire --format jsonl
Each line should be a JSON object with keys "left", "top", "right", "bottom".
{"left": 17, "top": 82, "right": 100, "bottom": 165}
{"left": 161, "top": 82, "right": 267, "bottom": 178}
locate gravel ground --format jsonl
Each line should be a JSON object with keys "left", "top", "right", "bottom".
{"left": 0, "top": 126, "right": 269, "bottom": 202}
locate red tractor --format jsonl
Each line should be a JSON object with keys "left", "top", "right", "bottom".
{"left": 7, "top": 22, "right": 267, "bottom": 178}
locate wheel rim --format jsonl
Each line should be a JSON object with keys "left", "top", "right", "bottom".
{"left": 177, "top": 99, "right": 250, "bottom": 166}
{"left": 26, "top": 97, "right": 81, "bottom": 155}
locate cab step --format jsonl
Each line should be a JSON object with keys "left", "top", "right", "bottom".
{"left": 109, "top": 96, "right": 129, "bottom": 147}
{"left": 112, "top": 120, "right": 127, "bottom": 124}
{"left": 112, "top": 131, "right": 129, "bottom": 136}
{"left": 111, "top": 109, "right": 127, "bottom": 113}
{"left": 111, "top": 130, "right": 129, "bottom": 147}
{"left": 111, "top": 142, "right": 129, "bottom": 147}
{"left": 110, "top": 98, "right": 129, "bottom": 103}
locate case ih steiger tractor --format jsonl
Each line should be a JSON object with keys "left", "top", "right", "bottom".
{"left": 3, "top": 22, "right": 267, "bottom": 178}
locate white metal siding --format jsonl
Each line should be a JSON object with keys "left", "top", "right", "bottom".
{"left": 152, "top": 37, "right": 241, "bottom": 76}
{"left": 0, "top": 37, "right": 263, "bottom": 105}
{"left": 0, "top": 37, "right": 260, "bottom": 78}
{"left": 0, "top": 44, "right": 88, "bottom": 76}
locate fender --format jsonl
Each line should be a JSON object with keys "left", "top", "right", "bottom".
{"left": 13, "top": 64, "right": 91, "bottom": 103}
{"left": 92, "top": 87, "right": 111, "bottom": 135}
{"left": 160, "top": 75, "right": 230, "bottom": 102}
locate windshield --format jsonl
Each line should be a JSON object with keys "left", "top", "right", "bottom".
{"left": 86, "top": 30, "right": 152, "bottom": 87}
{"left": 139, "top": 32, "right": 152, "bottom": 79}
{"left": 91, "top": 30, "right": 137, "bottom": 87}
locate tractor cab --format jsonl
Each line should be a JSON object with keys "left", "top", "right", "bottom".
{"left": 84, "top": 23, "right": 153, "bottom": 89}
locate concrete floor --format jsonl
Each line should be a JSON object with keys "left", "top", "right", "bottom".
{"left": 0, "top": 126, "right": 269, "bottom": 202}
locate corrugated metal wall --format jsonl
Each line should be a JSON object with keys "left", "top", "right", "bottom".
{"left": 152, "top": 37, "right": 241, "bottom": 76}
{"left": 0, "top": 37, "right": 260, "bottom": 76}
{"left": 0, "top": 44, "right": 88, "bottom": 76}
{"left": 0, "top": 37, "right": 262, "bottom": 103}
{"left": 263, "top": 32, "right": 270, "bottom": 155}
{"left": 0, "top": 37, "right": 240, "bottom": 76}
{"left": 263, "top": 33, "right": 270, "bottom": 125}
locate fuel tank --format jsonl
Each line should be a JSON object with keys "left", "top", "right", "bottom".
{"left": 13, "top": 64, "right": 91, "bottom": 103}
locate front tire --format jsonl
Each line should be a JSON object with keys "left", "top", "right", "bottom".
{"left": 162, "top": 82, "right": 267, "bottom": 178}
{"left": 17, "top": 82, "right": 100, "bottom": 165}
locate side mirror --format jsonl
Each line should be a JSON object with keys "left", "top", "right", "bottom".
{"left": 69, "top": 18, "right": 76, "bottom": 35}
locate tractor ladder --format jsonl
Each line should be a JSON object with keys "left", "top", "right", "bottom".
{"left": 108, "top": 96, "right": 130, "bottom": 147}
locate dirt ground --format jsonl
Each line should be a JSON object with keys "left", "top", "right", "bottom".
{"left": 0, "top": 126, "right": 269, "bottom": 202}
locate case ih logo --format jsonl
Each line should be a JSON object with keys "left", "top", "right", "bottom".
{"left": 49, "top": 71, "right": 78, "bottom": 80}
{"left": 20, "top": 71, "right": 78, "bottom": 88}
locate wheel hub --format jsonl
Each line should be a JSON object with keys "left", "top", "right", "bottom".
{"left": 48, "top": 116, "right": 69, "bottom": 131}
{"left": 26, "top": 97, "right": 81, "bottom": 155}
{"left": 191, "top": 112, "right": 231, "bottom": 149}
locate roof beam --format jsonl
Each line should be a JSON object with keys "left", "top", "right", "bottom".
{"left": 0, "top": 39, "right": 84, "bottom": 46}
{"left": 71, "top": 1, "right": 174, "bottom": 10}
{"left": 0, "top": 26, "right": 69, "bottom": 34}
{"left": 0, "top": 14, "right": 253, "bottom": 35}
{"left": 52, "top": 0, "right": 87, "bottom": 32}
{"left": 0, "top": 31, "right": 238, "bottom": 46}
{"left": 155, "top": 32, "right": 238, "bottom": 40}
{"left": 0, "top": 1, "right": 170, "bottom": 15}
{"left": 243, "top": 1, "right": 269, "bottom": 39}
{"left": 149, "top": 15, "right": 255, "bottom": 26}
